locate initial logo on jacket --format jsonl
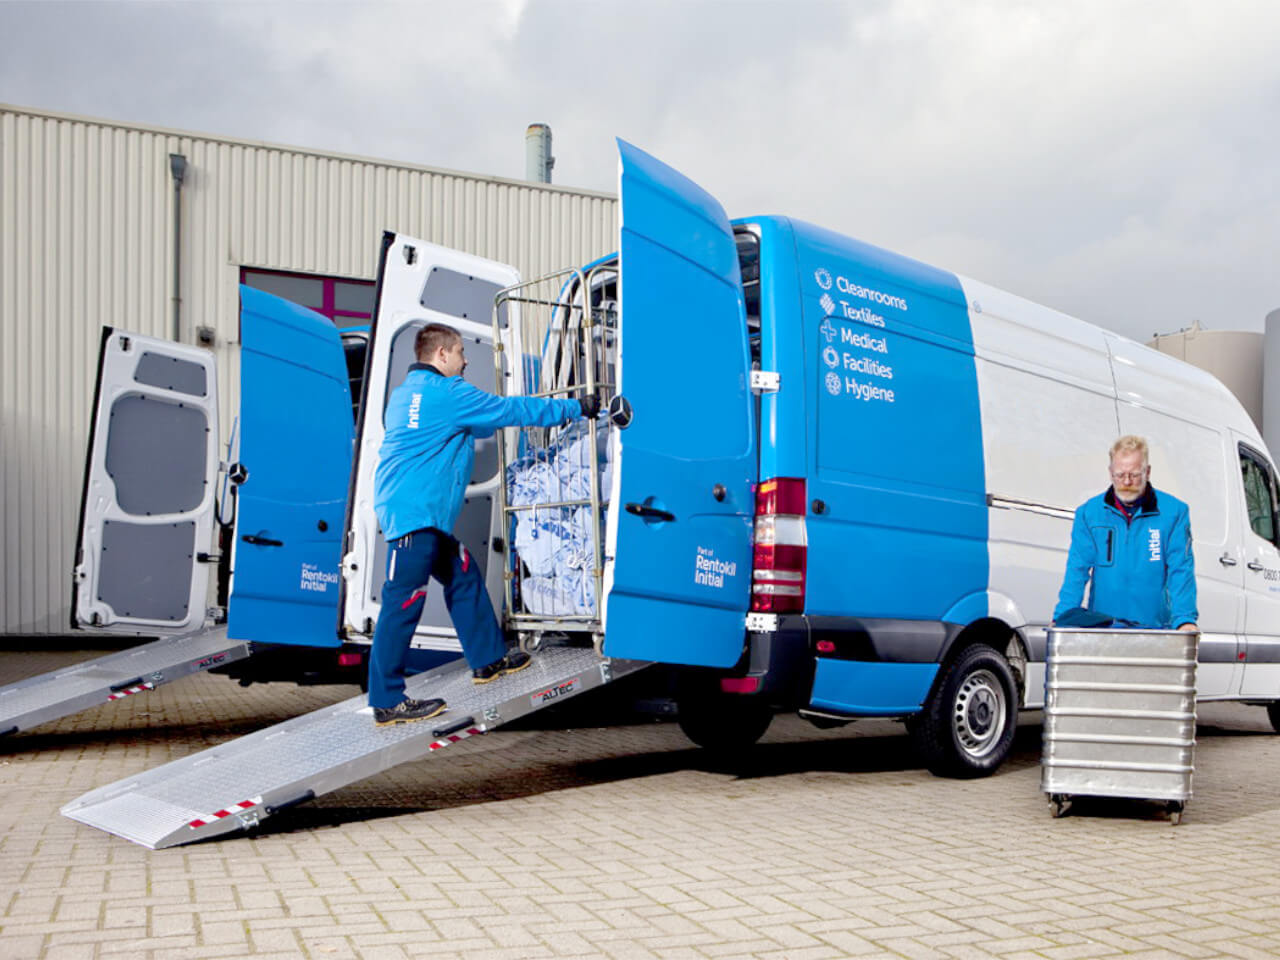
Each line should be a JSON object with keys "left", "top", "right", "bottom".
{"left": 1148, "top": 528, "right": 1161, "bottom": 562}
{"left": 407, "top": 393, "right": 422, "bottom": 429}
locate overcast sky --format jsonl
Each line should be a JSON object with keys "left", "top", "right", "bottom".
{"left": 2, "top": 0, "right": 1277, "bottom": 342}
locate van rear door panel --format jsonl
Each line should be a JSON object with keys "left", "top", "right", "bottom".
{"left": 601, "top": 140, "right": 756, "bottom": 667}
{"left": 226, "top": 287, "right": 353, "bottom": 648}
{"left": 340, "top": 233, "right": 518, "bottom": 649}
{"left": 73, "top": 329, "right": 219, "bottom": 635}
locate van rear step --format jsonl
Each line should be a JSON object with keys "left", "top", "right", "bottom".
{"left": 0, "top": 627, "right": 250, "bottom": 736}
{"left": 62, "top": 643, "right": 648, "bottom": 849}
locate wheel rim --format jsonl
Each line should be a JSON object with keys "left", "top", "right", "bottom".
{"left": 952, "top": 668, "right": 1007, "bottom": 759}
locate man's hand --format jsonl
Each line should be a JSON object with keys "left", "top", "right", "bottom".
{"left": 1177, "top": 622, "right": 1198, "bottom": 632}
{"left": 579, "top": 394, "right": 601, "bottom": 419}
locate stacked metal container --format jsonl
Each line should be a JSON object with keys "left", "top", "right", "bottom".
{"left": 1041, "top": 628, "right": 1198, "bottom": 823}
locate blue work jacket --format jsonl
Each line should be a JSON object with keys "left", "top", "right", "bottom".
{"left": 1053, "top": 485, "right": 1198, "bottom": 629}
{"left": 374, "top": 364, "right": 579, "bottom": 542}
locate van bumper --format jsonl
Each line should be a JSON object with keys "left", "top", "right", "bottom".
{"left": 745, "top": 615, "right": 961, "bottom": 715}
{"left": 742, "top": 616, "right": 962, "bottom": 701}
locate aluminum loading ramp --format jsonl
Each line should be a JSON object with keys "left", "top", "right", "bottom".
{"left": 0, "top": 627, "right": 249, "bottom": 738}
{"left": 62, "top": 644, "right": 648, "bottom": 849}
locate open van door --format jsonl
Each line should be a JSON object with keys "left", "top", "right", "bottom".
{"left": 600, "top": 140, "right": 757, "bottom": 667}
{"left": 225, "top": 287, "right": 353, "bottom": 648}
{"left": 72, "top": 329, "right": 220, "bottom": 635}
{"left": 340, "top": 233, "right": 519, "bottom": 652}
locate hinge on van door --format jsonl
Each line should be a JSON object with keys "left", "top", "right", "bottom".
{"left": 750, "top": 370, "right": 780, "bottom": 394}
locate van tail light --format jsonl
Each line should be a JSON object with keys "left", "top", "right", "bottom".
{"left": 751, "top": 477, "right": 807, "bottom": 613}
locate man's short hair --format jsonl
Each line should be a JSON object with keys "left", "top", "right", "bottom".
{"left": 415, "top": 322, "right": 461, "bottom": 361}
{"left": 1109, "top": 434, "right": 1149, "bottom": 465}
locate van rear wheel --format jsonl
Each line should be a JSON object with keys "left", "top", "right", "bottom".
{"left": 677, "top": 691, "right": 773, "bottom": 753}
{"left": 911, "top": 644, "right": 1017, "bottom": 778}
{"left": 1266, "top": 702, "right": 1280, "bottom": 733}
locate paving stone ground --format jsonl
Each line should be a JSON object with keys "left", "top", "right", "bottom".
{"left": 3, "top": 647, "right": 1280, "bottom": 959}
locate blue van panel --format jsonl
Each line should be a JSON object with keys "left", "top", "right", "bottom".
{"left": 742, "top": 217, "right": 807, "bottom": 483}
{"left": 602, "top": 141, "right": 756, "bottom": 668}
{"left": 228, "top": 286, "right": 354, "bottom": 648}
{"left": 788, "top": 222, "right": 988, "bottom": 622}
{"left": 941, "top": 592, "right": 992, "bottom": 627}
{"left": 809, "top": 659, "right": 938, "bottom": 715}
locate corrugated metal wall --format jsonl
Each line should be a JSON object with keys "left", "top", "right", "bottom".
{"left": 0, "top": 104, "right": 618, "bottom": 636}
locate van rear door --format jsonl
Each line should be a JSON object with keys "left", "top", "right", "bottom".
{"left": 72, "top": 329, "right": 220, "bottom": 635}
{"left": 340, "top": 233, "right": 519, "bottom": 650}
{"left": 600, "top": 140, "right": 756, "bottom": 667}
{"left": 225, "top": 287, "right": 353, "bottom": 648}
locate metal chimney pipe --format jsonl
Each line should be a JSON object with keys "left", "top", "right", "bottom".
{"left": 525, "top": 123, "right": 554, "bottom": 183}
{"left": 169, "top": 153, "right": 187, "bottom": 343}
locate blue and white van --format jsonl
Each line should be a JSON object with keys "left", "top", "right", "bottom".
{"left": 74, "top": 140, "right": 1280, "bottom": 777}
{"left": 343, "top": 139, "right": 1280, "bottom": 776}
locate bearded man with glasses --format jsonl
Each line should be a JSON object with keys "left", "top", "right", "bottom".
{"left": 1053, "top": 435, "right": 1198, "bottom": 632}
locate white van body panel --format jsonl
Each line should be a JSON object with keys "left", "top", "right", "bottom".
{"left": 957, "top": 274, "right": 1276, "bottom": 702}
{"left": 963, "top": 276, "right": 1119, "bottom": 661}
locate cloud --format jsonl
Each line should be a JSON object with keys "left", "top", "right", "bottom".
{"left": 1, "top": 0, "right": 1277, "bottom": 339}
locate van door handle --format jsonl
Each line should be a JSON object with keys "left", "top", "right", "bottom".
{"left": 1248, "top": 560, "right": 1265, "bottom": 572}
{"left": 1220, "top": 554, "right": 1238, "bottom": 567}
{"left": 625, "top": 503, "right": 676, "bottom": 523}
{"left": 241, "top": 534, "right": 284, "bottom": 547}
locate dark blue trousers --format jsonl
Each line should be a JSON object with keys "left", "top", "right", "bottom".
{"left": 367, "top": 528, "right": 506, "bottom": 709}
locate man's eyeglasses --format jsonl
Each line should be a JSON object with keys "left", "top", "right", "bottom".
{"left": 1110, "top": 470, "right": 1147, "bottom": 482}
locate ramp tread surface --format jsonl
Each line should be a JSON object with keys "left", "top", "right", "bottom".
{"left": 62, "top": 644, "right": 645, "bottom": 848}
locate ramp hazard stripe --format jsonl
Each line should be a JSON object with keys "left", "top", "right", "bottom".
{"left": 187, "top": 797, "right": 263, "bottom": 829}
{"left": 428, "top": 727, "right": 483, "bottom": 751}
{"left": 106, "top": 682, "right": 155, "bottom": 701}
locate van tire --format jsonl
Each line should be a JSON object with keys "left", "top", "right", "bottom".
{"left": 911, "top": 644, "right": 1017, "bottom": 779}
{"left": 1266, "top": 702, "right": 1280, "bottom": 733}
{"left": 677, "top": 692, "right": 773, "bottom": 753}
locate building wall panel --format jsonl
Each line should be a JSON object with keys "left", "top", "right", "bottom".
{"left": 0, "top": 103, "right": 618, "bottom": 635}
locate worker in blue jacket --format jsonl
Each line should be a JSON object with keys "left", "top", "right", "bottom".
{"left": 1053, "top": 435, "right": 1198, "bottom": 631}
{"left": 368, "top": 322, "right": 597, "bottom": 726}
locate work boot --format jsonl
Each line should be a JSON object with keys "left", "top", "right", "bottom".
{"left": 473, "top": 649, "right": 532, "bottom": 684}
{"left": 373, "top": 697, "right": 447, "bottom": 727}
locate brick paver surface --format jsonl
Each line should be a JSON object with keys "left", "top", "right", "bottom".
{"left": 3, "top": 647, "right": 1280, "bottom": 959}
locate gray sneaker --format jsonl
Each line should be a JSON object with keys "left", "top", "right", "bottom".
{"left": 373, "top": 697, "right": 446, "bottom": 727}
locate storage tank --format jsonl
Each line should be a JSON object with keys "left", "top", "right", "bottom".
{"left": 1265, "top": 309, "right": 1280, "bottom": 457}
{"left": 1148, "top": 321, "right": 1263, "bottom": 433}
